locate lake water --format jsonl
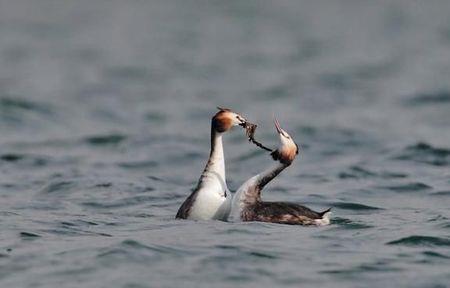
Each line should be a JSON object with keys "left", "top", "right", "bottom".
{"left": 1, "top": 1, "right": 450, "bottom": 287}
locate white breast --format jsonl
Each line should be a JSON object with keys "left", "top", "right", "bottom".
{"left": 188, "top": 173, "right": 231, "bottom": 221}
{"left": 229, "top": 175, "right": 259, "bottom": 222}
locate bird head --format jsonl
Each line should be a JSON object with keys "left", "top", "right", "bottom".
{"left": 212, "top": 107, "right": 250, "bottom": 133}
{"left": 270, "top": 117, "right": 299, "bottom": 165}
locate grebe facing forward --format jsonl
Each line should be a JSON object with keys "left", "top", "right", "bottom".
{"left": 176, "top": 107, "right": 254, "bottom": 221}
{"left": 230, "top": 118, "right": 331, "bottom": 225}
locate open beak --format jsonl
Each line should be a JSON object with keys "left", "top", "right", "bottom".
{"left": 274, "top": 117, "right": 283, "bottom": 134}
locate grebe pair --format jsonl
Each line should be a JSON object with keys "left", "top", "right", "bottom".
{"left": 176, "top": 107, "right": 249, "bottom": 220}
{"left": 176, "top": 108, "right": 330, "bottom": 225}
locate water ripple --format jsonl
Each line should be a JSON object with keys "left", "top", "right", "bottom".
{"left": 332, "top": 202, "right": 383, "bottom": 211}
{"left": 430, "top": 190, "right": 450, "bottom": 197}
{"left": 0, "top": 153, "right": 49, "bottom": 167}
{"left": 84, "top": 134, "right": 127, "bottom": 146}
{"left": 406, "top": 91, "right": 450, "bottom": 105}
{"left": 82, "top": 195, "right": 163, "bottom": 209}
{"left": 387, "top": 235, "right": 450, "bottom": 247}
{"left": 394, "top": 142, "right": 450, "bottom": 166}
{"left": 422, "top": 251, "right": 450, "bottom": 259}
{"left": 380, "top": 182, "right": 432, "bottom": 193}
{"left": 40, "top": 180, "right": 76, "bottom": 194}
{"left": 338, "top": 165, "right": 407, "bottom": 179}
{"left": 19, "top": 232, "right": 41, "bottom": 239}
{"left": 332, "top": 217, "right": 374, "bottom": 229}
{"left": 117, "top": 160, "right": 158, "bottom": 169}
{"left": 215, "top": 245, "right": 279, "bottom": 260}
{"left": 0, "top": 97, "right": 53, "bottom": 114}
{"left": 96, "top": 240, "right": 190, "bottom": 265}
{"left": 321, "top": 259, "right": 402, "bottom": 275}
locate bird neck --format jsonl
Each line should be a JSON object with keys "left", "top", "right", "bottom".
{"left": 203, "top": 126, "right": 226, "bottom": 181}
{"left": 257, "top": 161, "right": 289, "bottom": 190}
{"left": 242, "top": 161, "right": 289, "bottom": 205}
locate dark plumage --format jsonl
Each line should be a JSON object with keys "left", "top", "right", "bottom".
{"left": 241, "top": 202, "right": 331, "bottom": 225}
{"left": 231, "top": 118, "right": 332, "bottom": 226}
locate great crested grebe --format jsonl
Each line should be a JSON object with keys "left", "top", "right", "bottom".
{"left": 229, "top": 118, "right": 331, "bottom": 225}
{"left": 176, "top": 107, "right": 254, "bottom": 221}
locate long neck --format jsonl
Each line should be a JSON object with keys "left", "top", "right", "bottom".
{"left": 202, "top": 126, "right": 226, "bottom": 180}
{"left": 242, "top": 161, "right": 288, "bottom": 204}
{"left": 258, "top": 161, "right": 289, "bottom": 190}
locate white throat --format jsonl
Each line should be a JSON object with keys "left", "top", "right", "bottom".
{"left": 188, "top": 131, "right": 231, "bottom": 220}
{"left": 207, "top": 132, "right": 226, "bottom": 181}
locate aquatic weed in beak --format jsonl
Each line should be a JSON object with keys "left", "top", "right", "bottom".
{"left": 245, "top": 122, "right": 273, "bottom": 152}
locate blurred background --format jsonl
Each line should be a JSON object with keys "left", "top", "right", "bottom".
{"left": 1, "top": 1, "right": 449, "bottom": 287}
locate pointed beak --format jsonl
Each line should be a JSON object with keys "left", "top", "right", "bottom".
{"left": 274, "top": 117, "right": 283, "bottom": 135}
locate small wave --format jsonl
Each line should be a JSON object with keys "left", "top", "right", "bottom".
{"left": 338, "top": 166, "right": 407, "bottom": 179}
{"left": 40, "top": 180, "right": 76, "bottom": 194}
{"left": 394, "top": 142, "right": 450, "bottom": 166}
{"left": 53, "top": 220, "right": 106, "bottom": 237}
{"left": 20, "top": 232, "right": 41, "bottom": 239}
{"left": 332, "top": 217, "right": 373, "bottom": 229}
{"left": 0, "top": 97, "right": 53, "bottom": 114}
{"left": 440, "top": 222, "right": 450, "bottom": 229}
{"left": 84, "top": 134, "right": 127, "bottom": 146}
{"left": 338, "top": 166, "right": 376, "bottom": 179}
{"left": 405, "top": 91, "right": 450, "bottom": 105}
{"left": 212, "top": 245, "right": 279, "bottom": 260}
{"left": 94, "top": 183, "right": 112, "bottom": 188}
{"left": 0, "top": 153, "right": 49, "bottom": 166}
{"left": 427, "top": 215, "right": 448, "bottom": 223}
{"left": 247, "top": 251, "right": 278, "bottom": 259}
{"left": 380, "top": 182, "right": 432, "bottom": 193}
{"left": 96, "top": 240, "right": 189, "bottom": 264}
{"left": 117, "top": 160, "right": 158, "bottom": 169}
{"left": 82, "top": 195, "right": 160, "bottom": 209}
{"left": 431, "top": 190, "right": 450, "bottom": 196}
{"left": 321, "top": 260, "right": 402, "bottom": 275}
{"left": 0, "top": 153, "right": 23, "bottom": 162}
{"left": 332, "top": 202, "right": 382, "bottom": 210}
{"left": 218, "top": 228, "right": 257, "bottom": 235}
{"left": 43, "top": 228, "right": 112, "bottom": 237}
{"left": 145, "top": 111, "right": 167, "bottom": 123}
{"left": 120, "top": 240, "right": 187, "bottom": 255}
{"left": 387, "top": 235, "right": 450, "bottom": 247}
{"left": 74, "top": 220, "right": 99, "bottom": 226}
{"left": 422, "top": 251, "right": 450, "bottom": 259}
{"left": 0, "top": 97, "right": 56, "bottom": 129}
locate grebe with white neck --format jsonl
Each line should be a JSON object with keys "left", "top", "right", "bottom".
{"left": 176, "top": 107, "right": 253, "bottom": 221}
{"left": 230, "top": 118, "right": 331, "bottom": 225}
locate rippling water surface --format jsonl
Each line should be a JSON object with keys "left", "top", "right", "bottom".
{"left": 1, "top": 1, "right": 450, "bottom": 287}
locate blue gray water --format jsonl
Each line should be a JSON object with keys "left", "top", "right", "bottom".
{"left": 1, "top": 1, "right": 450, "bottom": 287}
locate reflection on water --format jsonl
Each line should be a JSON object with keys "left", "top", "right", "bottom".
{"left": 1, "top": 1, "right": 450, "bottom": 287}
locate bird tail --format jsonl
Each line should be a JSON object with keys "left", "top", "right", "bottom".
{"left": 314, "top": 208, "right": 331, "bottom": 226}
{"left": 319, "top": 207, "right": 331, "bottom": 217}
